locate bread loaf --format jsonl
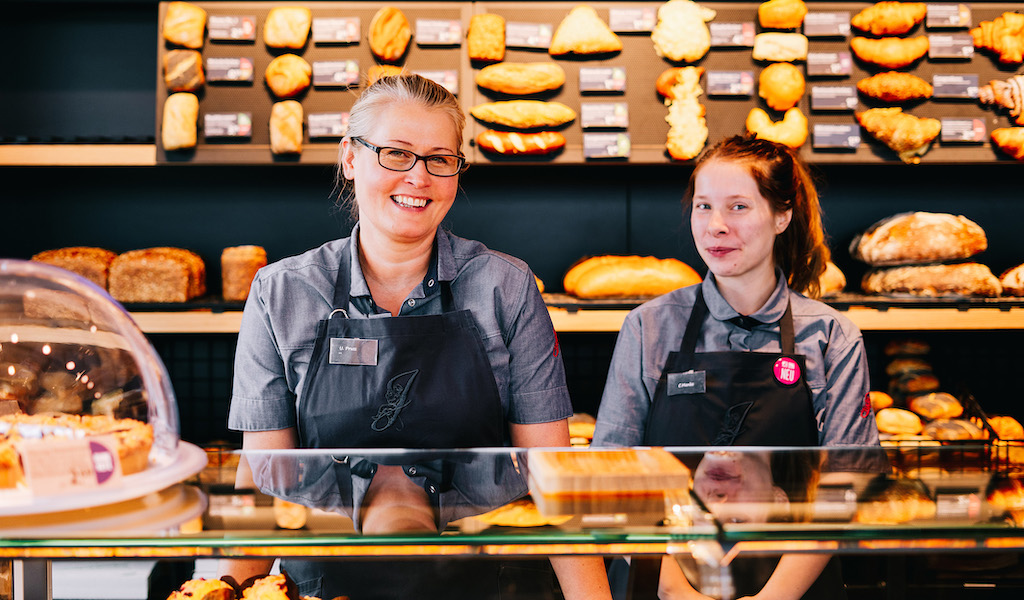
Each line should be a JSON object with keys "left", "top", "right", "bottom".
{"left": 862, "top": 263, "right": 1002, "bottom": 297}
{"left": 109, "top": 247, "right": 206, "bottom": 303}
{"left": 923, "top": 418, "right": 985, "bottom": 440}
{"left": 851, "top": 212, "right": 988, "bottom": 266}
{"left": 467, "top": 13, "right": 505, "bottom": 62}
{"left": 549, "top": 6, "right": 623, "bottom": 56}
{"left": 263, "top": 6, "right": 312, "bottom": 49}
{"left": 270, "top": 101, "right": 303, "bottom": 155}
{"left": 475, "top": 63, "right": 566, "bottom": 95}
{"left": 476, "top": 130, "right": 565, "bottom": 155}
{"left": 369, "top": 6, "right": 412, "bottom": 63}
{"left": 163, "top": 49, "right": 204, "bottom": 92}
{"left": 1001, "top": 263, "right": 1024, "bottom": 296}
{"left": 161, "top": 93, "right": 199, "bottom": 151}
{"left": 908, "top": 392, "right": 963, "bottom": 420}
{"left": 265, "top": 54, "right": 311, "bottom": 98}
{"left": 564, "top": 255, "right": 701, "bottom": 299}
{"left": 31, "top": 247, "right": 117, "bottom": 289}
{"left": 221, "top": 245, "right": 267, "bottom": 301}
{"left": 162, "top": 2, "right": 206, "bottom": 49}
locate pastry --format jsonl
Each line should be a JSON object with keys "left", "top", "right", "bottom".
{"left": 161, "top": 92, "right": 199, "bottom": 151}
{"left": 167, "top": 578, "right": 234, "bottom": 600}
{"left": 467, "top": 13, "right": 505, "bottom": 63}
{"left": 991, "top": 127, "right": 1024, "bottom": 161}
{"left": 273, "top": 497, "right": 308, "bottom": 530}
{"left": 108, "top": 247, "right": 206, "bottom": 303}
{"left": 818, "top": 260, "right": 846, "bottom": 295}
{"left": 369, "top": 6, "right": 412, "bottom": 63}
{"left": 475, "top": 63, "right": 566, "bottom": 95}
{"left": 971, "top": 12, "right": 1024, "bottom": 64}
{"left": 855, "top": 107, "right": 940, "bottom": 164}
{"left": 270, "top": 101, "right": 303, "bottom": 155}
{"left": 656, "top": 66, "right": 705, "bottom": 99}
{"left": 869, "top": 391, "right": 894, "bottom": 411}
{"left": 856, "top": 71, "right": 932, "bottom": 103}
{"left": 367, "top": 64, "right": 404, "bottom": 85}
{"left": 850, "top": 211, "right": 988, "bottom": 266}
{"left": 469, "top": 100, "right": 576, "bottom": 129}
{"left": 987, "top": 416, "right": 1024, "bottom": 440}
{"left": 651, "top": 0, "right": 717, "bottom": 63}
{"left": 549, "top": 5, "right": 623, "bottom": 56}
{"left": 162, "top": 1, "right": 206, "bottom": 49}
{"left": 876, "top": 407, "right": 923, "bottom": 434}
{"left": 563, "top": 255, "right": 701, "bottom": 298}
{"left": 923, "top": 418, "right": 985, "bottom": 441}
{"left": 978, "top": 75, "right": 1024, "bottom": 126}
{"left": 909, "top": 392, "right": 963, "bottom": 420}
{"left": 1001, "top": 262, "right": 1024, "bottom": 296}
{"left": 758, "top": 0, "right": 807, "bottom": 29}
{"left": 861, "top": 263, "right": 1002, "bottom": 297}
{"left": 264, "top": 54, "right": 311, "bottom": 98}
{"left": 751, "top": 33, "right": 808, "bottom": 62}
{"left": 476, "top": 130, "right": 566, "bottom": 155}
{"left": 854, "top": 477, "right": 936, "bottom": 524}
{"left": 240, "top": 573, "right": 292, "bottom": 599}
{"left": 221, "top": 245, "right": 267, "bottom": 302}
{"left": 851, "top": 36, "right": 929, "bottom": 69}
{"left": 661, "top": 66, "right": 707, "bottom": 160}
{"left": 851, "top": 2, "right": 927, "bottom": 36}
{"left": 31, "top": 247, "right": 117, "bottom": 289}
{"left": 163, "top": 49, "right": 204, "bottom": 93}
{"left": 263, "top": 6, "right": 312, "bottom": 49}
{"left": 758, "top": 62, "right": 805, "bottom": 111}
{"left": 745, "top": 107, "right": 808, "bottom": 148}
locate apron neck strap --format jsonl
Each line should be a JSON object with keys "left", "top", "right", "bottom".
{"left": 331, "top": 239, "right": 452, "bottom": 317}
{"left": 680, "top": 288, "right": 796, "bottom": 354}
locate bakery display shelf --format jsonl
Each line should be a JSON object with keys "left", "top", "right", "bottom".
{"left": 0, "top": 145, "right": 157, "bottom": 167}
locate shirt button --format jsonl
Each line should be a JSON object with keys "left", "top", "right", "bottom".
{"left": 407, "top": 466, "right": 417, "bottom": 476}
{"left": 407, "top": 299, "right": 415, "bottom": 307}
{"left": 428, "top": 279, "right": 435, "bottom": 287}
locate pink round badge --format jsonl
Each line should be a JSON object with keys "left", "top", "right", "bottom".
{"left": 773, "top": 357, "right": 801, "bottom": 385}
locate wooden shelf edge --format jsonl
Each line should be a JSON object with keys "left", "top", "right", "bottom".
{"left": 0, "top": 145, "right": 157, "bottom": 166}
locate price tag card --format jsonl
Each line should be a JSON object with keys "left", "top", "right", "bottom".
{"left": 308, "top": 112, "right": 349, "bottom": 139}
{"left": 806, "top": 52, "right": 853, "bottom": 77}
{"left": 706, "top": 71, "right": 754, "bottom": 96}
{"left": 813, "top": 123, "right": 861, "bottom": 149}
{"left": 581, "top": 102, "right": 629, "bottom": 128}
{"left": 609, "top": 6, "right": 656, "bottom": 32}
{"left": 414, "top": 70, "right": 458, "bottom": 95}
{"left": 17, "top": 435, "right": 121, "bottom": 496}
{"left": 580, "top": 67, "right": 627, "bottom": 93}
{"left": 927, "top": 3, "right": 971, "bottom": 29}
{"left": 804, "top": 12, "right": 851, "bottom": 37}
{"left": 928, "top": 33, "right": 974, "bottom": 59}
{"left": 506, "top": 22, "right": 553, "bottom": 49}
{"left": 313, "top": 60, "right": 360, "bottom": 87}
{"left": 941, "top": 118, "right": 986, "bottom": 142}
{"left": 584, "top": 132, "right": 631, "bottom": 159}
{"left": 416, "top": 19, "right": 462, "bottom": 45}
{"left": 204, "top": 113, "right": 252, "bottom": 138}
{"left": 208, "top": 15, "right": 256, "bottom": 42}
{"left": 312, "top": 17, "right": 361, "bottom": 44}
{"left": 933, "top": 73, "right": 978, "bottom": 98}
{"left": 709, "top": 22, "right": 756, "bottom": 47}
{"left": 206, "top": 57, "right": 254, "bottom": 83}
{"left": 935, "top": 490, "right": 982, "bottom": 519}
{"left": 811, "top": 85, "right": 857, "bottom": 111}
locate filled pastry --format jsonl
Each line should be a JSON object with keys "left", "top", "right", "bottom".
{"left": 855, "top": 107, "right": 940, "bottom": 164}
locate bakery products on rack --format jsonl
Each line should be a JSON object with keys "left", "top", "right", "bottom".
{"left": 851, "top": 36, "right": 929, "bottom": 69}
{"left": 476, "top": 130, "right": 566, "bottom": 155}
{"left": 757, "top": 0, "right": 807, "bottom": 29}
{"left": 563, "top": 255, "right": 701, "bottom": 298}
{"left": 851, "top": 2, "right": 927, "bottom": 36}
{"left": 908, "top": 392, "right": 963, "bottom": 420}
{"left": 854, "top": 477, "right": 936, "bottom": 524}
{"left": 470, "top": 100, "right": 576, "bottom": 129}
{"left": 978, "top": 75, "right": 1024, "bottom": 126}
{"left": 31, "top": 247, "right": 117, "bottom": 289}
{"left": 162, "top": 2, "right": 206, "bottom": 49}
{"left": 971, "top": 12, "right": 1024, "bottom": 64}
{"left": 850, "top": 212, "right": 987, "bottom": 266}
{"left": 856, "top": 71, "right": 932, "bottom": 103}
{"left": 467, "top": 13, "right": 505, "bottom": 62}
{"left": 264, "top": 54, "right": 311, "bottom": 98}
{"left": 108, "top": 247, "right": 206, "bottom": 303}
{"left": 1001, "top": 263, "right": 1024, "bottom": 296}
{"left": 269, "top": 101, "right": 303, "bottom": 155}
{"left": 745, "top": 107, "right": 808, "bottom": 148}
{"left": 263, "top": 6, "right": 312, "bottom": 49}
{"left": 167, "top": 578, "right": 234, "bottom": 600}
{"left": 758, "top": 62, "right": 804, "bottom": 111}
{"left": 870, "top": 391, "right": 895, "bottom": 411}
{"left": 752, "top": 33, "right": 808, "bottom": 62}
{"left": 163, "top": 49, "right": 205, "bottom": 93}
{"left": 986, "top": 416, "right": 1024, "bottom": 440}
{"left": 368, "top": 6, "right": 412, "bottom": 63}
{"left": 161, "top": 92, "right": 199, "bottom": 151}
{"left": 862, "top": 263, "right": 1002, "bottom": 297}
{"left": 661, "top": 66, "right": 708, "bottom": 160}
{"left": 991, "top": 127, "right": 1024, "bottom": 161}
{"left": 923, "top": 418, "right": 985, "bottom": 440}
{"left": 651, "top": 0, "right": 716, "bottom": 63}
{"left": 855, "top": 107, "right": 940, "bottom": 164}
{"left": 549, "top": 5, "right": 622, "bottom": 56}
{"left": 475, "top": 63, "right": 566, "bottom": 95}
{"left": 221, "top": 246, "right": 267, "bottom": 302}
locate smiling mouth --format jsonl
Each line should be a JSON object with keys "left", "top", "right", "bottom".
{"left": 706, "top": 247, "right": 734, "bottom": 257}
{"left": 393, "top": 195, "right": 429, "bottom": 209}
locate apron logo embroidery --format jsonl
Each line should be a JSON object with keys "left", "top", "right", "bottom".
{"left": 712, "top": 402, "right": 754, "bottom": 445}
{"left": 371, "top": 369, "right": 418, "bottom": 432}
{"left": 773, "top": 357, "right": 800, "bottom": 385}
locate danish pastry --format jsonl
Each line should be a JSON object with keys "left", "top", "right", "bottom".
{"left": 855, "top": 107, "right": 940, "bottom": 164}
{"left": 851, "top": 2, "right": 927, "bottom": 36}
{"left": 549, "top": 5, "right": 622, "bottom": 56}
{"left": 651, "top": 0, "right": 717, "bottom": 63}
{"left": 369, "top": 6, "right": 412, "bottom": 63}
{"left": 758, "top": 62, "right": 805, "bottom": 111}
{"left": 851, "top": 36, "right": 929, "bottom": 70}
{"left": 264, "top": 54, "right": 311, "bottom": 98}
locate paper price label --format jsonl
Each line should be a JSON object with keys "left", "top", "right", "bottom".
{"left": 928, "top": 33, "right": 974, "bottom": 59}
{"left": 308, "top": 112, "right": 349, "bottom": 139}
{"left": 206, "top": 57, "right": 254, "bottom": 83}
{"left": 941, "top": 118, "right": 986, "bottom": 142}
{"left": 927, "top": 4, "right": 971, "bottom": 29}
{"left": 506, "top": 22, "right": 553, "bottom": 49}
{"left": 313, "top": 61, "right": 360, "bottom": 87}
{"left": 414, "top": 70, "right": 458, "bottom": 95}
{"left": 204, "top": 113, "right": 252, "bottom": 138}
{"left": 804, "top": 12, "right": 851, "bottom": 37}
{"left": 807, "top": 52, "right": 852, "bottom": 77}
{"left": 813, "top": 123, "right": 860, "bottom": 149}
{"left": 416, "top": 19, "right": 462, "bottom": 45}
{"left": 208, "top": 16, "right": 256, "bottom": 42}
{"left": 581, "top": 103, "right": 629, "bottom": 129}
{"left": 709, "top": 22, "right": 755, "bottom": 47}
{"left": 312, "top": 17, "right": 361, "bottom": 44}
{"left": 580, "top": 67, "right": 627, "bottom": 93}
{"left": 933, "top": 74, "right": 978, "bottom": 98}
{"left": 18, "top": 435, "right": 121, "bottom": 495}
{"left": 583, "top": 133, "right": 631, "bottom": 159}
{"left": 811, "top": 86, "right": 858, "bottom": 111}
{"left": 609, "top": 7, "right": 656, "bottom": 32}
{"left": 706, "top": 71, "right": 754, "bottom": 96}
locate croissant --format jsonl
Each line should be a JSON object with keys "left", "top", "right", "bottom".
{"left": 856, "top": 107, "right": 940, "bottom": 164}
{"left": 745, "top": 107, "right": 808, "bottom": 148}
{"left": 971, "top": 12, "right": 1024, "bottom": 64}
{"left": 991, "top": 127, "right": 1024, "bottom": 161}
{"left": 851, "top": 36, "right": 929, "bottom": 69}
{"left": 851, "top": 2, "right": 927, "bottom": 36}
{"left": 857, "top": 71, "right": 933, "bottom": 102}
{"left": 978, "top": 75, "right": 1024, "bottom": 126}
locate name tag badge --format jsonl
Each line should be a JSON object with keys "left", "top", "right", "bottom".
{"left": 329, "top": 337, "right": 378, "bottom": 366}
{"left": 668, "top": 370, "right": 705, "bottom": 396}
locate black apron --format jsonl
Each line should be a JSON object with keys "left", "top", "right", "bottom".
{"left": 643, "top": 289, "right": 844, "bottom": 600}
{"left": 283, "top": 247, "right": 523, "bottom": 600}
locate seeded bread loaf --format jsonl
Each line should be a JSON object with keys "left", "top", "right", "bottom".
{"left": 31, "top": 247, "right": 117, "bottom": 289}
{"left": 109, "top": 247, "right": 206, "bottom": 303}
{"left": 221, "top": 245, "right": 267, "bottom": 301}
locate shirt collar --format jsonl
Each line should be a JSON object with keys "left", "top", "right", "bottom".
{"left": 345, "top": 223, "right": 452, "bottom": 306}
{"left": 701, "top": 268, "right": 790, "bottom": 325}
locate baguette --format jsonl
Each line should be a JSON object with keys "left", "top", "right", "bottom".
{"left": 563, "top": 255, "right": 701, "bottom": 299}
{"left": 476, "top": 130, "right": 566, "bottom": 155}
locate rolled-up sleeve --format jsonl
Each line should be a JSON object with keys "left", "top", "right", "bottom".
{"left": 592, "top": 311, "right": 650, "bottom": 447}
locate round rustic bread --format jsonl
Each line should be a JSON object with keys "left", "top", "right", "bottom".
{"left": 850, "top": 211, "right": 987, "bottom": 266}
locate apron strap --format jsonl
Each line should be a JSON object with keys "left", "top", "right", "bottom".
{"left": 779, "top": 300, "right": 796, "bottom": 355}
{"left": 331, "top": 236, "right": 449, "bottom": 317}
{"left": 679, "top": 287, "right": 797, "bottom": 355}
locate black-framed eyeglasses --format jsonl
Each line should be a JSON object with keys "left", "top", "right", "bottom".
{"left": 352, "top": 137, "right": 467, "bottom": 177}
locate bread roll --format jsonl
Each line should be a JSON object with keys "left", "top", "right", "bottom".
{"left": 369, "top": 6, "right": 412, "bottom": 63}
{"left": 862, "top": 263, "right": 1002, "bottom": 297}
{"left": 109, "top": 247, "right": 206, "bottom": 303}
{"left": 469, "top": 100, "right": 576, "bottom": 129}
{"left": 163, "top": 49, "right": 204, "bottom": 92}
{"left": 875, "top": 407, "right": 923, "bottom": 434}
{"left": 851, "top": 212, "right": 988, "bottom": 266}
{"left": 758, "top": 62, "right": 804, "bottom": 111}
{"left": 758, "top": 0, "right": 808, "bottom": 29}
{"left": 869, "top": 391, "right": 894, "bottom": 411}
{"left": 549, "top": 5, "right": 623, "bottom": 56}
{"left": 161, "top": 92, "right": 199, "bottom": 151}
{"left": 909, "top": 392, "right": 963, "bottom": 420}
{"left": 31, "top": 247, "right": 117, "bottom": 289}
{"left": 752, "top": 33, "right": 808, "bottom": 62}
{"left": 265, "top": 54, "right": 311, "bottom": 98}
{"left": 162, "top": 1, "right": 206, "bottom": 49}
{"left": 221, "top": 245, "right": 267, "bottom": 301}
{"left": 467, "top": 13, "right": 505, "bottom": 62}
{"left": 270, "top": 101, "right": 303, "bottom": 155}
{"left": 885, "top": 357, "right": 931, "bottom": 377}
{"left": 476, "top": 130, "right": 566, "bottom": 155}
{"left": 475, "top": 63, "right": 566, "bottom": 95}
{"left": 1001, "top": 263, "right": 1024, "bottom": 296}
{"left": 263, "top": 6, "right": 312, "bottom": 49}
{"left": 987, "top": 416, "right": 1024, "bottom": 440}
{"left": 563, "top": 255, "right": 701, "bottom": 299}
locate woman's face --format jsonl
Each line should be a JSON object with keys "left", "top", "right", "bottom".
{"left": 341, "top": 102, "right": 461, "bottom": 246}
{"left": 692, "top": 451, "right": 788, "bottom": 524}
{"left": 690, "top": 159, "right": 792, "bottom": 286}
